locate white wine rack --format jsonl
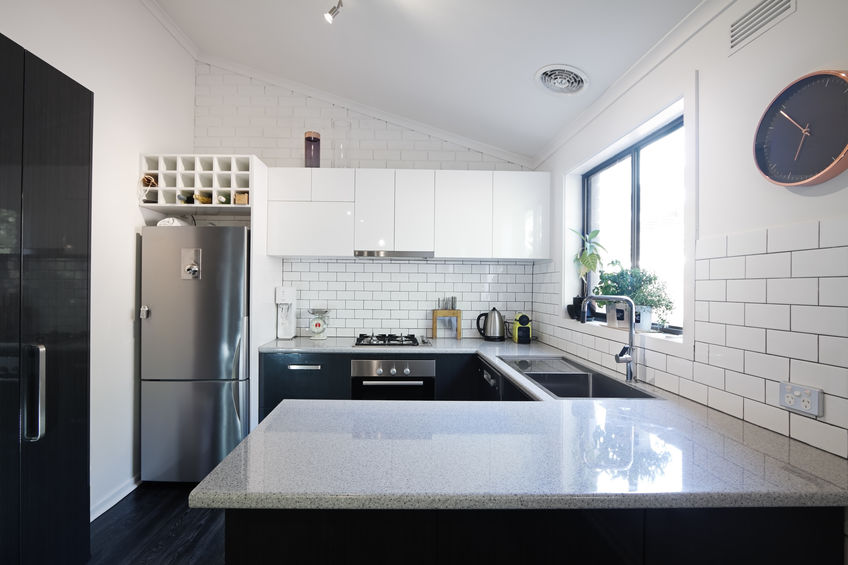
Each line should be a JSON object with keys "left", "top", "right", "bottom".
{"left": 139, "top": 154, "right": 253, "bottom": 214}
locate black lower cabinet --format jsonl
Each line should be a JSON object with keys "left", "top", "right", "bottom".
{"left": 259, "top": 353, "right": 351, "bottom": 421}
{"left": 224, "top": 506, "right": 843, "bottom": 565}
{"left": 0, "top": 32, "right": 92, "bottom": 565}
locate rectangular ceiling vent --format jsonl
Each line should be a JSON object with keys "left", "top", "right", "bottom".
{"left": 729, "top": 0, "right": 796, "bottom": 55}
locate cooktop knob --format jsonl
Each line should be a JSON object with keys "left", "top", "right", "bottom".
{"left": 390, "top": 367, "right": 397, "bottom": 376}
{"left": 403, "top": 367, "right": 411, "bottom": 375}
{"left": 376, "top": 367, "right": 383, "bottom": 375}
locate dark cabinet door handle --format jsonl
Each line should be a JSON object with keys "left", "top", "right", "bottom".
{"left": 23, "top": 344, "right": 46, "bottom": 442}
{"left": 287, "top": 365, "right": 322, "bottom": 370}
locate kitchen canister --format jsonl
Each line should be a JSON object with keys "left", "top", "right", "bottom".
{"left": 304, "top": 131, "right": 321, "bottom": 167}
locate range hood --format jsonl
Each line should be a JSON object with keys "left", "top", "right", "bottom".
{"left": 353, "top": 250, "right": 434, "bottom": 258}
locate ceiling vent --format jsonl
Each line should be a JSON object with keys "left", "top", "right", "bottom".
{"left": 729, "top": 0, "right": 795, "bottom": 55}
{"left": 536, "top": 65, "right": 587, "bottom": 95}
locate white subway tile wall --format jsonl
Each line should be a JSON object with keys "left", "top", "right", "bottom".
{"left": 532, "top": 217, "right": 848, "bottom": 457}
{"left": 194, "top": 63, "right": 525, "bottom": 171}
{"left": 282, "top": 258, "right": 533, "bottom": 338}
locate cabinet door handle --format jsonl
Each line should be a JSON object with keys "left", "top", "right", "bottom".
{"left": 288, "top": 364, "right": 321, "bottom": 370}
{"left": 361, "top": 380, "right": 424, "bottom": 386}
{"left": 23, "top": 344, "right": 46, "bottom": 442}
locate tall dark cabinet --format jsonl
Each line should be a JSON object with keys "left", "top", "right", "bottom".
{"left": 0, "top": 33, "right": 92, "bottom": 564}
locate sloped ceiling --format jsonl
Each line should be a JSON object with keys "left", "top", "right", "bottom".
{"left": 154, "top": 0, "right": 703, "bottom": 163}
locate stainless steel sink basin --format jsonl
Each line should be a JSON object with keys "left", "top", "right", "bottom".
{"left": 523, "top": 372, "right": 654, "bottom": 399}
{"left": 498, "top": 356, "right": 655, "bottom": 399}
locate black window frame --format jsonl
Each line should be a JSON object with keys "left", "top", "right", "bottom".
{"left": 581, "top": 116, "right": 684, "bottom": 331}
{"left": 582, "top": 115, "right": 684, "bottom": 269}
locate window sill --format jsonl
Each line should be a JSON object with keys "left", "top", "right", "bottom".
{"left": 560, "top": 317, "right": 692, "bottom": 360}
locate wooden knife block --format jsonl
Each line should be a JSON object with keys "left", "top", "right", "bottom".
{"left": 432, "top": 309, "right": 462, "bottom": 340}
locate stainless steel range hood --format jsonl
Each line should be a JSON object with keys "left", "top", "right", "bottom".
{"left": 354, "top": 250, "right": 434, "bottom": 258}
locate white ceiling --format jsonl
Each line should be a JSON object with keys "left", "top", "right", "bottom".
{"left": 155, "top": 0, "right": 703, "bottom": 163}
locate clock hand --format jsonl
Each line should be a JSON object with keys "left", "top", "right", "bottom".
{"left": 780, "top": 110, "right": 807, "bottom": 132}
{"left": 794, "top": 124, "right": 811, "bottom": 161}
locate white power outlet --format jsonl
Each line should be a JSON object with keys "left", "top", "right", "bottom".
{"left": 779, "top": 382, "right": 823, "bottom": 417}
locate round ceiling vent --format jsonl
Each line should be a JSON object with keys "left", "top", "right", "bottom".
{"left": 535, "top": 65, "right": 587, "bottom": 94}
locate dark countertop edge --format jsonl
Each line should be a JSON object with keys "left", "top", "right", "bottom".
{"left": 189, "top": 490, "right": 848, "bottom": 510}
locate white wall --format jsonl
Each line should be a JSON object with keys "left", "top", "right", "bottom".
{"left": 0, "top": 0, "right": 196, "bottom": 519}
{"left": 534, "top": 0, "right": 848, "bottom": 457}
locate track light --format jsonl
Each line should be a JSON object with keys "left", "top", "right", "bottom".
{"left": 324, "top": 0, "right": 343, "bottom": 23}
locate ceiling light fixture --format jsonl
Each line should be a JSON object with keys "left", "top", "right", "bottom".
{"left": 324, "top": 0, "right": 343, "bottom": 24}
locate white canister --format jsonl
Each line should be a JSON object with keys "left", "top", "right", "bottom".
{"left": 635, "top": 305, "right": 653, "bottom": 331}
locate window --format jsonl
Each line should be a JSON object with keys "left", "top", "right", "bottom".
{"left": 582, "top": 117, "right": 685, "bottom": 329}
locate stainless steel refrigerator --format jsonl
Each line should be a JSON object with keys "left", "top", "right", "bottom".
{"left": 140, "top": 226, "right": 249, "bottom": 482}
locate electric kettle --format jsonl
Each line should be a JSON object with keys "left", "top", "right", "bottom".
{"left": 476, "top": 307, "right": 505, "bottom": 341}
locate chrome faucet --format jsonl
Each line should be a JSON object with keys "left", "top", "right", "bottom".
{"left": 580, "top": 295, "right": 636, "bottom": 382}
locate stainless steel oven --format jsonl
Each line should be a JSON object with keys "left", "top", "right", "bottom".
{"left": 351, "top": 359, "right": 436, "bottom": 400}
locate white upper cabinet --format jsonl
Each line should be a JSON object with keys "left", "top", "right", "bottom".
{"left": 354, "top": 169, "right": 395, "bottom": 251}
{"left": 268, "top": 167, "right": 311, "bottom": 201}
{"left": 434, "top": 170, "right": 493, "bottom": 258}
{"left": 492, "top": 171, "right": 550, "bottom": 259}
{"left": 394, "top": 169, "right": 435, "bottom": 252}
{"left": 312, "top": 168, "right": 354, "bottom": 201}
{"left": 267, "top": 201, "right": 354, "bottom": 256}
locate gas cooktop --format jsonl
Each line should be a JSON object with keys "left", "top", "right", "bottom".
{"left": 355, "top": 333, "right": 423, "bottom": 346}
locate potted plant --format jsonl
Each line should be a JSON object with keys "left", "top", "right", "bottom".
{"left": 566, "top": 229, "right": 605, "bottom": 320}
{"left": 594, "top": 261, "right": 673, "bottom": 330}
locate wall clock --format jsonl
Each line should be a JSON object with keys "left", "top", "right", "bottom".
{"left": 753, "top": 70, "right": 848, "bottom": 187}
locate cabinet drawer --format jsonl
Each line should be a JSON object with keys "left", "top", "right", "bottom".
{"left": 259, "top": 353, "right": 350, "bottom": 421}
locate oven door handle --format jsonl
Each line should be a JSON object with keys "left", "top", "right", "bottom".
{"left": 361, "top": 380, "right": 425, "bottom": 386}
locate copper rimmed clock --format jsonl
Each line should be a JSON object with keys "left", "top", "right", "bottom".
{"left": 754, "top": 70, "right": 848, "bottom": 187}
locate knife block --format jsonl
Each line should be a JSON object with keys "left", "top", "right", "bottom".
{"left": 432, "top": 309, "right": 462, "bottom": 340}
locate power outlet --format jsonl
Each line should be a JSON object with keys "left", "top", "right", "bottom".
{"left": 779, "top": 382, "right": 823, "bottom": 417}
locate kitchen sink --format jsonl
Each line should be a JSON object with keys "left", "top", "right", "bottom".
{"left": 523, "top": 371, "right": 654, "bottom": 399}
{"left": 499, "top": 356, "right": 655, "bottom": 399}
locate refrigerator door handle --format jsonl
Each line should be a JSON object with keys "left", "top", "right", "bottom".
{"left": 23, "top": 344, "right": 47, "bottom": 442}
{"left": 231, "top": 316, "right": 248, "bottom": 424}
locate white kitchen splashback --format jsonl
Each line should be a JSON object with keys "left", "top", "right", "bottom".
{"left": 281, "top": 258, "right": 533, "bottom": 338}
{"left": 532, "top": 215, "right": 848, "bottom": 458}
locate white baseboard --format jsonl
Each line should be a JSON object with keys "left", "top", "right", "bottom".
{"left": 90, "top": 475, "right": 140, "bottom": 522}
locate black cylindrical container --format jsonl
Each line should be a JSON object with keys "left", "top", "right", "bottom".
{"left": 305, "top": 131, "right": 321, "bottom": 167}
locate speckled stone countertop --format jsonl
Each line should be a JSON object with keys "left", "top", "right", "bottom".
{"left": 190, "top": 395, "right": 848, "bottom": 510}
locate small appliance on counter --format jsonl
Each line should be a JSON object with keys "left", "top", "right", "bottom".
{"left": 275, "top": 286, "right": 297, "bottom": 339}
{"left": 512, "top": 313, "right": 532, "bottom": 344}
{"left": 308, "top": 308, "right": 329, "bottom": 339}
{"left": 476, "top": 307, "right": 505, "bottom": 341}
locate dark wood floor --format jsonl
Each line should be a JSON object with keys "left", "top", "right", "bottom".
{"left": 87, "top": 483, "right": 224, "bottom": 565}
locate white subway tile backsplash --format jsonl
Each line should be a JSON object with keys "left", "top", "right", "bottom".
{"left": 709, "top": 302, "right": 745, "bottom": 325}
{"left": 679, "top": 379, "right": 709, "bottom": 404}
{"left": 746, "top": 253, "right": 791, "bottom": 279}
{"left": 789, "top": 414, "right": 848, "bottom": 458}
{"left": 767, "top": 221, "right": 819, "bottom": 252}
{"left": 695, "top": 235, "right": 726, "bottom": 259}
{"left": 695, "top": 341, "right": 709, "bottom": 363}
{"left": 726, "top": 279, "right": 766, "bottom": 303}
{"left": 766, "top": 278, "right": 818, "bottom": 305}
{"left": 819, "top": 336, "right": 848, "bottom": 368}
{"left": 709, "top": 257, "right": 746, "bottom": 279}
{"left": 819, "top": 217, "right": 848, "bottom": 248}
{"left": 694, "top": 362, "right": 724, "bottom": 388}
{"left": 727, "top": 229, "right": 767, "bottom": 256}
{"left": 792, "top": 248, "right": 848, "bottom": 277}
{"left": 708, "top": 345, "right": 744, "bottom": 372}
{"left": 708, "top": 388, "right": 743, "bottom": 418}
{"left": 743, "top": 399, "right": 789, "bottom": 434}
{"left": 767, "top": 330, "right": 817, "bottom": 361}
{"left": 791, "top": 306, "right": 848, "bottom": 337}
{"left": 725, "top": 370, "right": 764, "bottom": 402}
{"left": 820, "top": 278, "right": 848, "bottom": 307}
{"left": 644, "top": 349, "right": 667, "bottom": 371}
{"left": 695, "top": 301, "right": 710, "bottom": 321}
{"left": 695, "top": 260, "right": 710, "bottom": 280}
{"left": 695, "top": 321, "right": 726, "bottom": 345}
{"left": 745, "top": 304, "right": 790, "bottom": 330}
{"left": 652, "top": 370, "right": 680, "bottom": 394}
{"left": 695, "top": 280, "right": 726, "bottom": 301}
{"left": 745, "top": 351, "right": 789, "bottom": 381}
{"left": 726, "top": 325, "right": 765, "bottom": 352}
{"left": 666, "top": 356, "right": 693, "bottom": 380}
{"left": 821, "top": 394, "right": 848, "bottom": 429}
{"left": 790, "top": 359, "right": 848, "bottom": 398}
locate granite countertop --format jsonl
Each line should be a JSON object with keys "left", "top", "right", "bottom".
{"left": 190, "top": 391, "right": 848, "bottom": 511}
